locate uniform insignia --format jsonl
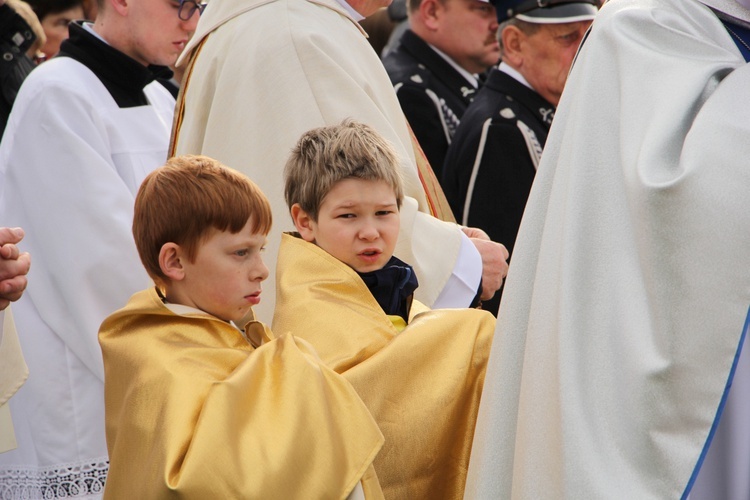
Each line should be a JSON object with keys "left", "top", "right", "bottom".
{"left": 500, "top": 108, "right": 516, "bottom": 119}
{"left": 440, "top": 99, "right": 461, "bottom": 139}
{"left": 539, "top": 107, "right": 555, "bottom": 125}
{"left": 517, "top": 121, "right": 543, "bottom": 169}
{"left": 424, "top": 88, "right": 461, "bottom": 140}
{"left": 461, "top": 86, "right": 476, "bottom": 98}
{"left": 411, "top": 74, "right": 424, "bottom": 84}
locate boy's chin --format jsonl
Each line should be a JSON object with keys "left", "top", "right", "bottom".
{"left": 350, "top": 261, "right": 388, "bottom": 274}
{"left": 232, "top": 306, "right": 256, "bottom": 325}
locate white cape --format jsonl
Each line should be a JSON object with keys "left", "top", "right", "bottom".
{"left": 465, "top": 0, "right": 750, "bottom": 498}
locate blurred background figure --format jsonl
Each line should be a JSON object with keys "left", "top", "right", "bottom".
{"left": 0, "top": 0, "right": 45, "bottom": 137}
{"left": 441, "top": 0, "right": 596, "bottom": 315}
{"left": 26, "top": 0, "right": 84, "bottom": 59}
{"left": 381, "top": 0, "right": 408, "bottom": 57}
{"left": 359, "top": 6, "right": 398, "bottom": 56}
{"left": 383, "top": 0, "right": 500, "bottom": 178}
{"left": 80, "top": 0, "right": 95, "bottom": 19}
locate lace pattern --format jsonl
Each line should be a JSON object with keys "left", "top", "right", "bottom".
{"left": 0, "top": 460, "right": 108, "bottom": 499}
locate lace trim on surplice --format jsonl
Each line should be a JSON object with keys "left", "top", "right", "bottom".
{"left": 0, "top": 460, "right": 108, "bottom": 499}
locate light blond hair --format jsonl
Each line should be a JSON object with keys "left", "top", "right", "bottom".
{"left": 284, "top": 120, "right": 404, "bottom": 221}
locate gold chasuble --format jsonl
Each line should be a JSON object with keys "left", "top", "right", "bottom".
{"left": 273, "top": 234, "right": 496, "bottom": 499}
{"left": 99, "top": 287, "right": 384, "bottom": 499}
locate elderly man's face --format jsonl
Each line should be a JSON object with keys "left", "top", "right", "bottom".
{"left": 518, "top": 21, "right": 591, "bottom": 106}
{"left": 434, "top": 0, "right": 500, "bottom": 74}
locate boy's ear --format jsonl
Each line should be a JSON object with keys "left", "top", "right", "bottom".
{"left": 290, "top": 204, "right": 316, "bottom": 243}
{"left": 159, "top": 243, "right": 186, "bottom": 281}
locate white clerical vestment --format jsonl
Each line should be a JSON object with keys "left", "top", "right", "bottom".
{"left": 465, "top": 0, "right": 750, "bottom": 498}
{"left": 0, "top": 55, "right": 173, "bottom": 497}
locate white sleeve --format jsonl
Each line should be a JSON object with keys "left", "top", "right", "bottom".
{"left": 432, "top": 231, "right": 482, "bottom": 309}
{"left": 394, "top": 198, "right": 481, "bottom": 308}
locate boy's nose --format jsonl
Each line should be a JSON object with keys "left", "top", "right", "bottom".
{"left": 358, "top": 223, "right": 379, "bottom": 241}
{"left": 251, "top": 259, "right": 269, "bottom": 281}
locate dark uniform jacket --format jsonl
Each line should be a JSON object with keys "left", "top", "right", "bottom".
{"left": 442, "top": 67, "right": 554, "bottom": 314}
{"left": 0, "top": 3, "right": 36, "bottom": 139}
{"left": 383, "top": 29, "right": 479, "bottom": 178}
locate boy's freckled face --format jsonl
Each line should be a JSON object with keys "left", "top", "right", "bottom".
{"left": 307, "top": 178, "right": 400, "bottom": 273}
{"left": 172, "top": 219, "right": 269, "bottom": 323}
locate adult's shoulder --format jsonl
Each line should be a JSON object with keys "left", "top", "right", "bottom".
{"left": 190, "top": 0, "right": 366, "bottom": 49}
{"left": 458, "top": 82, "right": 519, "bottom": 133}
{"left": 588, "top": 0, "right": 734, "bottom": 51}
{"left": 14, "top": 57, "right": 98, "bottom": 99}
{"left": 382, "top": 31, "right": 435, "bottom": 86}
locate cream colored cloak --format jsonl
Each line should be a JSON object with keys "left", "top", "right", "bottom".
{"left": 272, "top": 234, "right": 496, "bottom": 499}
{"left": 465, "top": 0, "right": 750, "bottom": 498}
{"left": 170, "top": 0, "right": 476, "bottom": 322}
{"left": 99, "top": 287, "right": 384, "bottom": 499}
{"left": 0, "top": 309, "right": 27, "bottom": 454}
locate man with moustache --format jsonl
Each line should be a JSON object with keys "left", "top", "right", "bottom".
{"left": 172, "top": 0, "right": 510, "bottom": 324}
{"left": 0, "top": 0, "right": 200, "bottom": 495}
{"left": 383, "top": 0, "right": 501, "bottom": 177}
{"left": 441, "top": 0, "right": 596, "bottom": 315}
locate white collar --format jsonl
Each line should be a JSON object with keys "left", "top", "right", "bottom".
{"left": 499, "top": 61, "right": 533, "bottom": 90}
{"left": 333, "top": 0, "right": 365, "bottom": 21}
{"left": 83, "top": 22, "right": 108, "bottom": 44}
{"left": 163, "top": 301, "right": 245, "bottom": 332}
{"left": 427, "top": 43, "right": 479, "bottom": 88}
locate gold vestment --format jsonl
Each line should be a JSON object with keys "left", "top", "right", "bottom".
{"left": 99, "top": 287, "right": 384, "bottom": 499}
{"left": 273, "top": 234, "right": 496, "bottom": 499}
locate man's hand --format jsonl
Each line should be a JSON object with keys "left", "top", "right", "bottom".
{"left": 0, "top": 227, "right": 31, "bottom": 310}
{"left": 462, "top": 227, "right": 509, "bottom": 301}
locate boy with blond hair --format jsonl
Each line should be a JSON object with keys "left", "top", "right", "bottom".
{"left": 99, "top": 155, "right": 384, "bottom": 499}
{"left": 275, "top": 120, "right": 496, "bottom": 499}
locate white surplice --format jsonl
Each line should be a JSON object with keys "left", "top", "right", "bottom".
{"left": 0, "top": 56, "right": 173, "bottom": 498}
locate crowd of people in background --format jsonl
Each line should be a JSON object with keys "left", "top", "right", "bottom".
{"left": 1, "top": 0, "right": 749, "bottom": 498}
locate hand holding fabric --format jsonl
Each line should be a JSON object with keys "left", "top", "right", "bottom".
{"left": 463, "top": 226, "right": 509, "bottom": 300}
{"left": 0, "top": 227, "right": 30, "bottom": 310}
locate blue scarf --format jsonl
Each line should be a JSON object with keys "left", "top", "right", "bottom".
{"left": 358, "top": 256, "right": 419, "bottom": 323}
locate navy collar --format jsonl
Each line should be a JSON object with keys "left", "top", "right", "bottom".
{"left": 722, "top": 19, "right": 750, "bottom": 62}
{"left": 399, "top": 30, "right": 481, "bottom": 103}
{"left": 357, "top": 256, "right": 419, "bottom": 323}
{"left": 486, "top": 68, "right": 556, "bottom": 127}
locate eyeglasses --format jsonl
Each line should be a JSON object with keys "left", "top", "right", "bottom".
{"left": 177, "top": 0, "right": 206, "bottom": 21}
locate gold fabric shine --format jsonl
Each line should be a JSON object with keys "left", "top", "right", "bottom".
{"left": 99, "top": 287, "right": 384, "bottom": 499}
{"left": 272, "top": 234, "right": 496, "bottom": 499}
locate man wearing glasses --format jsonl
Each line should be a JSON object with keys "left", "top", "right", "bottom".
{"left": 0, "top": 0, "right": 200, "bottom": 496}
